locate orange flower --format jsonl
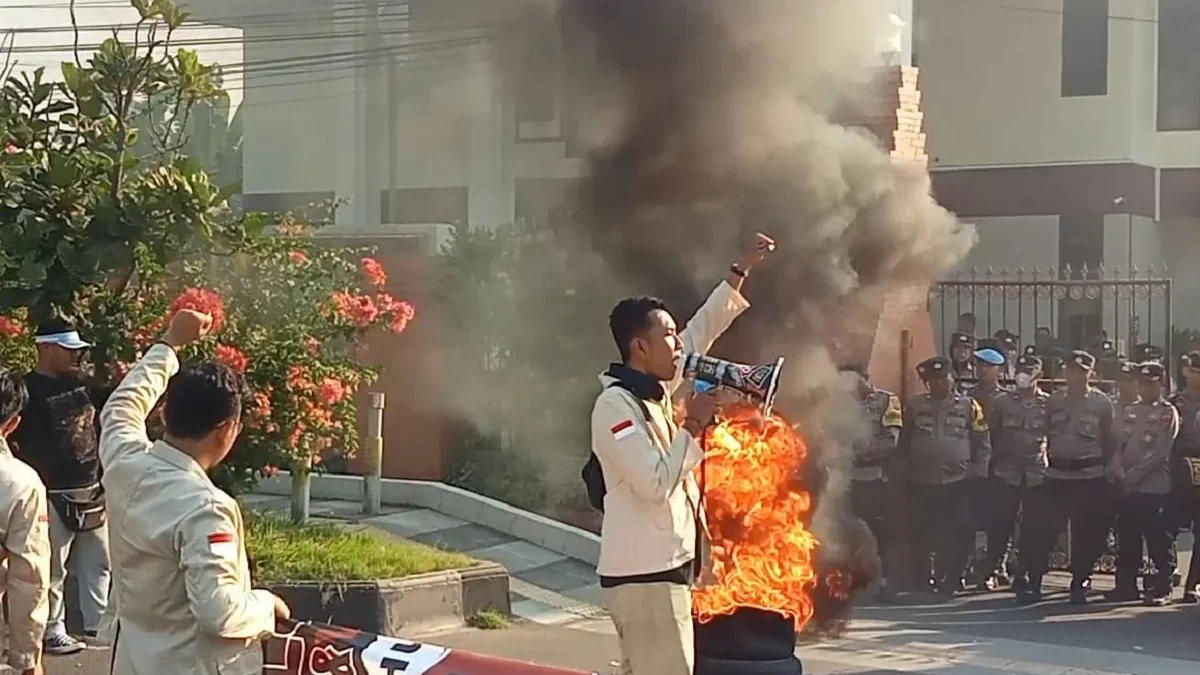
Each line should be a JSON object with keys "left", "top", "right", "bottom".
{"left": 262, "top": 464, "right": 279, "bottom": 478}
{"left": 330, "top": 291, "right": 379, "bottom": 328}
{"left": 287, "top": 365, "right": 314, "bottom": 391}
{"left": 215, "top": 344, "right": 249, "bottom": 374}
{"left": 289, "top": 250, "right": 309, "bottom": 264}
{"left": 361, "top": 257, "right": 387, "bottom": 287}
{"left": 0, "top": 316, "right": 24, "bottom": 338}
{"left": 317, "top": 377, "right": 348, "bottom": 405}
{"left": 170, "top": 288, "right": 226, "bottom": 333}
{"left": 375, "top": 293, "right": 416, "bottom": 334}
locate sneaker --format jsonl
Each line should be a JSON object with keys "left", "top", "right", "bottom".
{"left": 1144, "top": 593, "right": 1173, "bottom": 607}
{"left": 44, "top": 632, "right": 85, "bottom": 655}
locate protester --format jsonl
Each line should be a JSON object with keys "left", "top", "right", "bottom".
{"left": 1107, "top": 362, "right": 1177, "bottom": 606}
{"left": 11, "top": 319, "right": 109, "bottom": 655}
{"left": 591, "top": 236, "right": 771, "bottom": 675}
{"left": 0, "top": 369, "right": 51, "bottom": 675}
{"left": 99, "top": 310, "right": 290, "bottom": 674}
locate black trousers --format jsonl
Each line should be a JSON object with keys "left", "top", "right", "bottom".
{"left": 1019, "top": 477, "right": 1114, "bottom": 587}
{"left": 1181, "top": 500, "right": 1200, "bottom": 590}
{"left": 976, "top": 479, "right": 1039, "bottom": 580}
{"left": 1115, "top": 494, "right": 1176, "bottom": 594}
{"left": 851, "top": 480, "right": 890, "bottom": 577}
{"left": 910, "top": 480, "right": 973, "bottom": 589}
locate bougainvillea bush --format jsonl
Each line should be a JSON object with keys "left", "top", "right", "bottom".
{"left": 0, "top": 214, "right": 414, "bottom": 496}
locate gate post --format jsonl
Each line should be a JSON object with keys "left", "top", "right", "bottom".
{"left": 363, "top": 392, "right": 385, "bottom": 515}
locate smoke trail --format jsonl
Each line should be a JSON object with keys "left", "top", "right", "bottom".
{"left": 555, "top": 0, "right": 976, "bottom": 630}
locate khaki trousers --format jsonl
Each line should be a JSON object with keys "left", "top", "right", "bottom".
{"left": 604, "top": 582, "right": 694, "bottom": 675}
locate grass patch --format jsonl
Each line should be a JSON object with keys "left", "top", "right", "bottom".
{"left": 466, "top": 608, "right": 510, "bottom": 630}
{"left": 246, "top": 512, "right": 474, "bottom": 583}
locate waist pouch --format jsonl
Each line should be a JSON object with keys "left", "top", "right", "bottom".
{"left": 48, "top": 483, "right": 107, "bottom": 532}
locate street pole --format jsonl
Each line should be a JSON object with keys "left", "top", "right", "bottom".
{"left": 364, "top": 0, "right": 384, "bottom": 226}
{"left": 364, "top": 392, "right": 385, "bottom": 514}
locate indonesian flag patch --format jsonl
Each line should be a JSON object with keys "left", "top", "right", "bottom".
{"left": 611, "top": 419, "right": 636, "bottom": 441}
{"left": 207, "top": 532, "right": 238, "bottom": 558}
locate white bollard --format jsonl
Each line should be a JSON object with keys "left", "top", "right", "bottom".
{"left": 363, "top": 392, "right": 385, "bottom": 515}
{"left": 290, "top": 453, "right": 312, "bottom": 524}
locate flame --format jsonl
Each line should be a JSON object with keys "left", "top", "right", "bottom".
{"left": 692, "top": 408, "right": 819, "bottom": 631}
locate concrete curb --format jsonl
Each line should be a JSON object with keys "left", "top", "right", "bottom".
{"left": 254, "top": 473, "right": 601, "bottom": 566}
{"left": 267, "top": 561, "right": 511, "bottom": 634}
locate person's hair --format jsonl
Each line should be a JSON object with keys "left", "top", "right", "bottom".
{"left": 609, "top": 296, "right": 670, "bottom": 362}
{"left": 0, "top": 369, "right": 28, "bottom": 426}
{"left": 162, "top": 362, "right": 244, "bottom": 440}
{"left": 34, "top": 317, "right": 73, "bottom": 337}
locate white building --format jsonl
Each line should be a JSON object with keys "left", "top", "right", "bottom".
{"left": 189, "top": 0, "right": 1200, "bottom": 350}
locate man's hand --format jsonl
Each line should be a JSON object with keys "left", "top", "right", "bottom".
{"left": 736, "top": 232, "right": 776, "bottom": 274}
{"left": 683, "top": 391, "right": 720, "bottom": 436}
{"left": 162, "top": 309, "right": 213, "bottom": 348}
{"left": 273, "top": 593, "right": 292, "bottom": 621}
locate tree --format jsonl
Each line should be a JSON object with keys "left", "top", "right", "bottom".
{"left": 0, "top": 0, "right": 236, "bottom": 333}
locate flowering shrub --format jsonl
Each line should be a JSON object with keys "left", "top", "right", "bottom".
{"left": 0, "top": 214, "right": 415, "bottom": 496}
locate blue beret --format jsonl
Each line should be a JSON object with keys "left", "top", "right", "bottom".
{"left": 974, "top": 348, "right": 1005, "bottom": 366}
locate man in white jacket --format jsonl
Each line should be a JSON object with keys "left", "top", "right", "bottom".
{"left": 99, "top": 310, "right": 290, "bottom": 674}
{"left": 591, "top": 235, "right": 772, "bottom": 675}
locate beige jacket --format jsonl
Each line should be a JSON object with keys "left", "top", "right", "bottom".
{"left": 592, "top": 281, "right": 749, "bottom": 578}
{"left": 99, "top": 344, "right": 275, "bottom": 675}
{"left": 0, "top": 437, "right": 50, "bottom": 671}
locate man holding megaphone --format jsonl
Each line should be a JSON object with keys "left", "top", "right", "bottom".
{"left": 584, "top": 233, "right": 773, "bottom": 675}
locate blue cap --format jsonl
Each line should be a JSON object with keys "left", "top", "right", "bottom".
{"left": 974, "top": 348, "right": 1005, "bottom": 365}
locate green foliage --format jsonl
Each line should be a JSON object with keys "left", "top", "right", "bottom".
{"left": 0, "top": 1, "right": 417, "bottom": 497}
{"left": 466, "top": 608, "right": 510, "bottom": 630}
{"left": 245, "top": 511, "right": 473, "bottom": 583}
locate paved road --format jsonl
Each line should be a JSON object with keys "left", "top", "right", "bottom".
{"left": 37, "top": 579, "right": 1200, "bottom": 675}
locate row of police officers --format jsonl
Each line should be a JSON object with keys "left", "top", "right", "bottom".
{"left": 845, "top": 345, "right": 1200, "bottom": 606}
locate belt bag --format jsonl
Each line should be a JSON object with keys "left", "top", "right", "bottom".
{"left": 48, "top": 484, "right": 107, "bottom": 532}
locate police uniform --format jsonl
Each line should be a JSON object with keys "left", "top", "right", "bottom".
{"left": 1111, "top": 362, "right": 1178, "bottom": 604}
{"left": 99, "top": 345, "right": 277, "bottom": 675}
{"left": 900, "top": 357, "right": 991, "bottom": 594}
{"left": 949, "top": 333, "right": 977, "bottom": 384}
{"left": 1113, "top": 361, "right": 1140, "bottom": 416}
{"left": 0, "top": 435, "right": 51, "bottom": 672}
{"left": 977, "top": 355, "right": 1048, "bottom": 590}
{"left": 850, "top": 385, "right": 902, "bottom": 582}
{"left": 1018, "top": 350, "right": 1117, "bottom": 604}
{"left": 1170, "top": 352, "right": 1200, "bottom": 600}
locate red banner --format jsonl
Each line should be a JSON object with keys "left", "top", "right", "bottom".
{"left": 264, "top": 620, "right": 599, "bottom": 675}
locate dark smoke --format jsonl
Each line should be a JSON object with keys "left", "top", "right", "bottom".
{"left": 552, "top": 0, "right": 976, "bottom": 631}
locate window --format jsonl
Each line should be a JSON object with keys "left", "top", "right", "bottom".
{"left": 1061, "top": 0, "right": 1109, "bottom": 97}
{"left": 1157, "top": 0, "right": 1200, "bottom": 131}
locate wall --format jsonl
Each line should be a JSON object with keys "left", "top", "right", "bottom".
{"left": 919, "top": 0, "right": 1144, "bottom": 167}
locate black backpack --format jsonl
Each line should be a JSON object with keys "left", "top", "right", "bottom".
{"left": 582, "top": 382, "right": 655, "bottom": 512}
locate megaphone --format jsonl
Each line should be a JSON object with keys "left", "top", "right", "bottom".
{"left": 683, "top": 353, "right": 785, "bottom": 416}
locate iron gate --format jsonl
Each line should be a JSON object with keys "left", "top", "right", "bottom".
{"left": 929, "top": 264, "right": 1174, "bottom": 576}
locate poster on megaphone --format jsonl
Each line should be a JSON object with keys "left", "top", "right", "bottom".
{"left": 263, "top": 620, "right": 599, "bottom": 675}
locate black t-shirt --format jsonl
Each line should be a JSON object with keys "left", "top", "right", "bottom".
{"left": 11, "top": 371, "right": 104, "bottom": 490}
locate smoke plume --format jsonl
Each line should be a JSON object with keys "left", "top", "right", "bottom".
{"left": 548, "top": 0, "right": 976, "bottom": 630}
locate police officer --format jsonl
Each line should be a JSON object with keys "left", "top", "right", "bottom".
{"left": 1107, "top": 361, "right": 1178, "bottom": 606}
{"left": 976, "top": 355, "right": 1048, "bottom": 592}
{"left": 900, "top": 357, "right": 991, "bottom": 596}
{"left": 972, "top": 343, "right": 1010, "bottom": 420}
{"left": 99, "top": 310, "right": 290, "bottom": 675}
{"left": 1170, "top": 352, "right": 1200, "bottom": 603}
{"left": 949, "top": 333, "right": 976, "bottom": 382}
{"left": 1016, "top": 350, "right": 1117, "bottom": 605}
{"left": 1113, "top": 362, "right": 1139, "bottom": 415}
{"left": 842, "top": 364, "right": 902, "bottom": 597}
{"left": 1136, "top": 343, "right": 1164, "bottom": 363}
{"left": 0, "top": 369, "right": 51, "bottom": 675}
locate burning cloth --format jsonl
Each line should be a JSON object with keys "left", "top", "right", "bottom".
{"left": 262, "top": 620, "right": 596, "bottom": 675}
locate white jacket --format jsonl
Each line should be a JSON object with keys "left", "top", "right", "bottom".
{"left": 0, "top": 437, "right": 50, "bottom": 671}
{"left": 591, "top": 281, "right": 749, "bottom": 578}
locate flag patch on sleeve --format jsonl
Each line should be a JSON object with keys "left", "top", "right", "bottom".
{"left": 611, "top": 419, "right": 636, "bottom": 441}
{"left": 207, "top": 532, "right": 238, "bottom": 558}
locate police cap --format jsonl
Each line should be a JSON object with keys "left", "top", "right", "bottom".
{"left": 1023, "top": 344, "right": 1037, "bottom": 356}
{"left": 1118, "top": 361, "right": 1138, "bottom": 376}
{"left": 977, "top": 338, "right": 1004, "bottom": 352}
{"left": 1138, "top": 361, "right": 1166, "bottom": 379}
{"left": 1137, "top": 343, "right": 1164, "bottom": 362}
{"left": 1066, "top": 350, "right": 1096, "bottom": 371}
{"left": 951, "top": 333, "right": 975, "bottom": 347}
{"left": 917, "top": 356, "right": 951, "bottom": 378}
{"left": 1015, "top": 354, "right": 1042, "bottom": 371}
{"left": 1182, "top": 351, "right": 1200, "bottom": 370}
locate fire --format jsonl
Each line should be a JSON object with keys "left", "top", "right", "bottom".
{"left": 692, "top": 408, "right": 819, "bottom": 631}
